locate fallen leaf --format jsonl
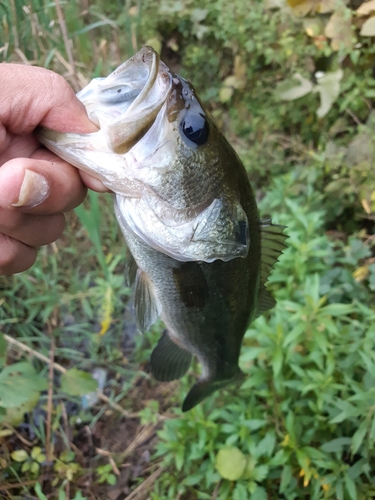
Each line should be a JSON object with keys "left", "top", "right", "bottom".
{"left": 288, "top": 0, "right": 335, "bottom": 16}
{"left": 316, "top": 0, "right": 336, "bottom": 13}
{"left": 275, "top": 73, "right": 313, "bottom": 100}
{"left": 357, "top": 0, "right": 375, "bottom": 16}
{"left": 325, "top": 10, "right": 353, "bottom": 51}
{"left": 360, "top": 16, "right": 375, "bottom": 35}
{"left": 313, "top": 69, "right": 343, "bottom": 118}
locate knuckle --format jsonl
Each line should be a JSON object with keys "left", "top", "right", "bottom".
{"left": 0, "top": 234, "right": 36, "bottom": 275}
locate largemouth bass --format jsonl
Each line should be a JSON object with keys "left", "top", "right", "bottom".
{"left": 38, "top": 47, "right": 286, "bottom": 412}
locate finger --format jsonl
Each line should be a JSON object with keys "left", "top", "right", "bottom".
{"left": 0, "top": 65, "right": 98, "bottom": 135}
{"left": 0, "top": 152, "right": 87, "bottom": 214}
{"left": 0, "top": 233, "right": 37, "bottom": 275}
{"left": 79, "top": 171, "right": 111, "bottom": 193}
{"left": 0, "top": 208, "right": 65, "bottom": 247}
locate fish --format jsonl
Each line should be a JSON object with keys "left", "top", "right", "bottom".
{"left": 37, "top": 46, "right": 286, "bottom": 412}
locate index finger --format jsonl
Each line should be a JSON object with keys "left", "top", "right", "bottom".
{"left": 0, "top": 64, "right": 98, "bottom": 135}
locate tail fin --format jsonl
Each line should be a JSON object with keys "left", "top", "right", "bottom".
{"left": 182, "top": 370, "right": 245, "bottom": 412}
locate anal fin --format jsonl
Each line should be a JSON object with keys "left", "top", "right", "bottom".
{"left": 151, "top": 330, "right": 192, "bottom": 382}
{"left": 134, "top": 269, "right": 161, "bottom": 334}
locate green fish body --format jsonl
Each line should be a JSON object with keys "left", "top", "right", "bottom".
{"left": 38, "top": 47, "right": 286, "bottom": 411}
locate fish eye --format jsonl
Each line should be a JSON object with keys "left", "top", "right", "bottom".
{"left": 181, "top": 113, "right": 209, "bottom": 146}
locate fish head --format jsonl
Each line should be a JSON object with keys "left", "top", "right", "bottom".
{"left": 38, "top": 46, "right": 252, "bottom": 262}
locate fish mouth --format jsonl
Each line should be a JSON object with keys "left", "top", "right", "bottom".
{"left": 75, "top": 46, "right": 172, "bottom": 153}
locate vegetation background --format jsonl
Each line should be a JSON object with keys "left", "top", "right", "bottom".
{"left": 1, "top": 0, "right": 375, "bottom": 498}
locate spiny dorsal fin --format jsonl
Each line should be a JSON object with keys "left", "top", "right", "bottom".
{"left": 134, "top": 269, "right": 162, "bottom": 334}
{"left": 255, "top": 219, "right": 287, "bottom": 317}
{"left": 150, "top": 330, "right": 193, "bottom": 382}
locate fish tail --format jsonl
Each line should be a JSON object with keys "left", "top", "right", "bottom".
{"left": 182, "top": 369, "right": 245, "bottom": 412}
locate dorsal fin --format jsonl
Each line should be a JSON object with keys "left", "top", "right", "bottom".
{"left": 134, "top": 269, "right": 162, "bottom": 334}
{"left": 255, "top": 219, "right": 287, "bottom": 317}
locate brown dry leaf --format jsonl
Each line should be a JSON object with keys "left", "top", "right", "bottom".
{"left": 233, "top": 55, "right": 247, "bottom": 89}
{"left": 287, "top": 0, "right": 307, "bottom": 7}
{"left": 264, "top": 0, "right": 284, "bottom": 8}
{"left": 288, "top": 0, "right": 334, "bottom": 16}
{"left": 325, "top": 10, "right": 352, "bottom": 50}
{"left": 357, "top": 0, "right": 375, "bottom": 16}
{"left": 316, "top": 0, "right": 336, "bottom": 13}
{"left": 360, "top": 16, "right": 375, "bottom": 35}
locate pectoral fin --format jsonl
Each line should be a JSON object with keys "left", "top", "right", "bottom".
{"left": 150, "top": 330, "right": 192, "bottom": 381}
{"left": 125, "top": 251, "right": 137, "bottom": 287}
{"left": 134, "top": 269, "right": 162, "bottom": 334}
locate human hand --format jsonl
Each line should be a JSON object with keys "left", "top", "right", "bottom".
{"left": 0, "top": 64, "right": 109, "bottom": 275}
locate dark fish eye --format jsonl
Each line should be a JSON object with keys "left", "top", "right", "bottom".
{"left": 181, "top": 113, "right": 209, "bottom": 146}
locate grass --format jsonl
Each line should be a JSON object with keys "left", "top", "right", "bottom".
{"left": 1, "top": 0, "right": 375, "bottom": 499}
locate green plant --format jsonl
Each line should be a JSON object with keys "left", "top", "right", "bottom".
{"left": 1, "top": 0, "right": 375, "bottom": 498}
{"left": 96, "top": 463, "right": 117, "bottom": 485}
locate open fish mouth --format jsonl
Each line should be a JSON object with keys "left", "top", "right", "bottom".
{"left": 38, "top": 46, "right": 172, "bottom": 157}
{"left": 76, "top": 46, "right": 172, "bottom": 134}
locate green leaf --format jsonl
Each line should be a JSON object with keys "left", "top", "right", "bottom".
{"left": 11, "top": 449, "right": 29, "bottom": 462}
{"left": 233, "top": 483, "right": 248, "bottom": 500}
{"left": 344, "top": 473, "right": 357, "bottom": 500}
{"left": 71, "top": 492, "right": 88, "bottom": 500}
{"left": 216, "top": 447, "right": 247, "bottom": 481}
{"left": 0, "top": 333, "right": 6, "bottom": 368}
{"left": 279, "top": 465, "right": 292, "bottom": 494}
{"left": 321, "top": 437, "right": 352, "bottom": 453}
{"left": 30, "top": 461, "right": 40, "bottom": 474}
{"left": 250, "top": 486, "right": 267, "bottom": 500}
{"left": 252, "top": 465, "right": 269, "bottom": 482}
{"left": 1, "top": 394, "right": 40, "bottom": 426}
{"left": 351, "top": 420, "right": 367, "bottom": 454}
{"left": 60, "top": 369, "right": 98, "bottom": 396}
{"left": 34, "top": 482, "right": 48, "bottom": 500}
{"left": 0, "top": 362, "right": 47, "bottom": 408}
{"left": 321, "top": 303, "right": 356, "bottom": 316}
{"left": 272, "top": 347, "right": 283, "bottom": 377}
{"left": 257, "top": 432, "right": 276, "bottom": 456}
{"left": 107, "top": 474, "right": 117, "bottom": 485}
